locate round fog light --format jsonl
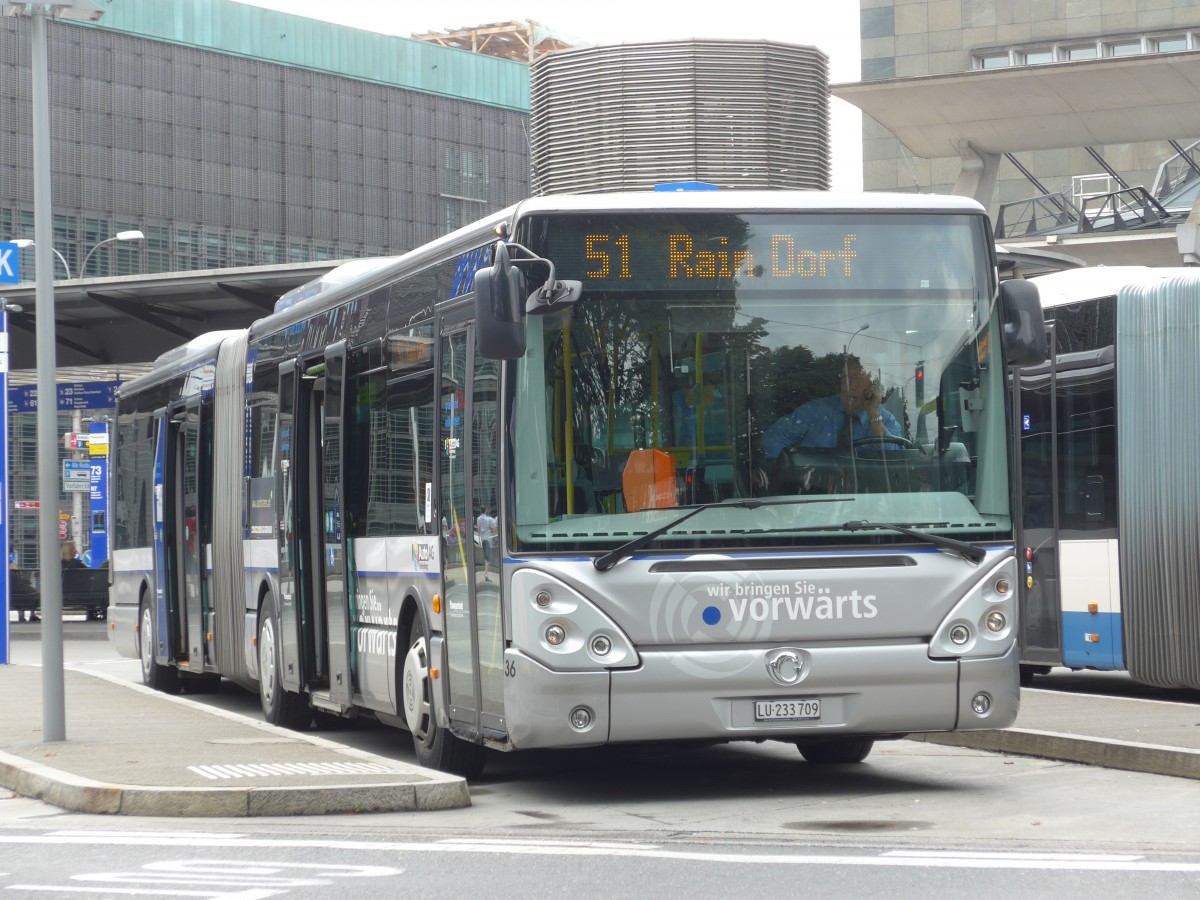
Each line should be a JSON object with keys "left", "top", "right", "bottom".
{"left": 949, "top": 623, "right": 971, "bottom": 645}
{"left": 570, "top": 706, "right": 593, "bottom": 730}
{"left": 986, "top": 610, "right": 1007, "bottom": 633}
{"left": 971, "top": 692, "right": 992, "bottom": 715}
{"left": 545, "top": 624, "right": 566, "bottom": 646}
{"left": 535, "top": 590, "right": 552, "bottom": 608}
{"left": 590, "top": 635, "right": 612, "bottom": 657}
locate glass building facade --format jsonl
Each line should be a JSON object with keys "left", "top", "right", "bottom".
{"left": 0, "top": 0, "right": 532, "bottom": 572}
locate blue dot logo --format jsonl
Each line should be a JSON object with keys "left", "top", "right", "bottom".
{"left": 702, "top": 606, "right": 721, "bottom": 626}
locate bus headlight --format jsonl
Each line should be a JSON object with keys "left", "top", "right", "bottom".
{"left": 930, "top": 557, "right": 1018, "bottom": 659}
{"left": 511, "top": 570, "right": 639, "bottom": 670}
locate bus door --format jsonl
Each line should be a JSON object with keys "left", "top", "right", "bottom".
{"left": 156, "top": 397, "right": 209, "bottom": 672}
{"left": 317, "top": 343, "right": 352, "bottom": 708}
{"left": 1017, "top": 345, "right": 1121, "bottom": 672}
{"left": 275, "top": 347, "right": 353, "bottom": 708}
{"left": 276, "top": 360, "right": 310, "bottom": 693}
{"left": 438, "top": 316, "right": 504, "bottom": 739}
{"left": 151, "top": 408, "right": 181, "bottom": 668}
{"left": 1016, "top": 357, "right": 1063, "bottom": 669}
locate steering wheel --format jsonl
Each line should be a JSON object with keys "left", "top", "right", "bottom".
{"left": 851, "top": 435, "right": 922, "bottom": 451}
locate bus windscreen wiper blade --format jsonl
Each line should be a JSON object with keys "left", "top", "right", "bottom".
{"left": 592, "top": 497, "right": 845, "bottom": 572}
{"left": 832, "top": 520, "right": 986, "bottom": 564}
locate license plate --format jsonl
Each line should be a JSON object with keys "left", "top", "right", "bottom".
{"left": 754, "top": 698, "right": 821, "bottom": 721}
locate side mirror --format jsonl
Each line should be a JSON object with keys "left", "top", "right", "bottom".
{"left": 474, "top": 242, "right": 526, "bottom": 360}
{"left": 998, "top": 279, "right": 1048, "bottom": 367}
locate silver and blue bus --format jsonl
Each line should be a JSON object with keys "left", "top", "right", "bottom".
{"left": 108, "top": 190, "right": 1046, "bottom": 776}
{"left": 1016, "top": 266, "right": 1200, "bottom": 689}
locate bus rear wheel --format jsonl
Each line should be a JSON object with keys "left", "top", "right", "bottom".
{"left": 257, "top": 594, "right": 312, "bottom": 730}
{"left": 138, "top": 601, "right": 180, "bottom": 694}
{"left": 401, "top": 616, "right": 486, "bottom": 779}
{"left": 796, "top": 738, "right": 874, "bottom": 765}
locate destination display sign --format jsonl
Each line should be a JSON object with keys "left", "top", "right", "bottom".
{"left": 530, "top": 212, "right": 987, "bottom": 295}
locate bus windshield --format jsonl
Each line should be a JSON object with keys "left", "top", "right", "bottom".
{"left": 509, "top": 211, "right": 1011, "bottom": 553}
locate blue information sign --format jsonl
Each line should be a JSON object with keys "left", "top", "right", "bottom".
{"left": 88, "top": 420, "right": 108, "bottom": 568}
{"left": 1, "top": 312, "right": 10, "bottom": 663}
{"left": 0, "top": 241, "right": 19, "bottom": 285}
{"left": 8, "top": 380, "right": 120, "bottom": 413}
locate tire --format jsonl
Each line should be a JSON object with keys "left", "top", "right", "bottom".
{"left": 257, "top": 593, "right": 312, "bottom": 730}
{"left": 400, "top": 615, "right": 486, "bottom": 778}
{"left": 1020, "top": 664, "right": 1051, "bottom": 686}
{"left": 312, "top": 709, "right": 355, "bottom": 731}
{"left": 797, "top": 738, "right": 875, "bottom": 765}
{"left": 180, "top": 672, "right": 222, "bottom": 694}
{"left": 138, "top": 601, "right": 180, "bottom": 694}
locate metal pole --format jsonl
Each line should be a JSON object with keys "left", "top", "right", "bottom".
{"left": 32, "top": 6, "right": 65, "bottom": 741}
{"left": 71, "top": 409, "right": 83, "bottom": 549}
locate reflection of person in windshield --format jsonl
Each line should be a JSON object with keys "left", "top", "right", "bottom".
{"left": 761, "top": 356, "right": 901, "bottom": 460}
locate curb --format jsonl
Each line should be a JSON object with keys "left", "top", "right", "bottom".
{"left": 912, "top": 728, "right": 1200, "bottom": 780}
{"left": 1, "top": 667, "right": 471, "bottom": 816}
{"left": 0, "top": 749, "right": 469, "bottom": 816}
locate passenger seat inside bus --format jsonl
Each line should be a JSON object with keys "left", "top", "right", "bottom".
{"left": 622, "top": 448, "right": 677, "bottom": 512}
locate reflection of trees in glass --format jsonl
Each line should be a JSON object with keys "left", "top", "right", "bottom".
{"left": 753, "top": 345, "right": 840, "bottom": 428}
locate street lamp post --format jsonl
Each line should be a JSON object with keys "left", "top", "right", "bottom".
{"left": 79, "top": 229, "right": 144, "bottom": 278}
{"left": 9, "top": 230, "right": 145, "bottom": 281}
{"left": 3, "top": 0, "right": 106, "bottom": 741}
{"left": 78, "top": 229, "right": 144, "bottom": 278}
{"left": 9, "top": 238, "right": 71, "bottom": 279}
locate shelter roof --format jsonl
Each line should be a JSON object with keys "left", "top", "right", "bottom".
{"left": 833, "top": 50, "right": 1200, "bottom": 159}
{"left": 0, "top": 260, "right": 339, "bottom": 381}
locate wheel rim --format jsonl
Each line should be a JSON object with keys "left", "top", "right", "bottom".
{"left": 402, "top": 634, "right": 434, "bottom": 745}
{"left": 139, "top": 606, "right": 154, "bottom": 682}
{"left": 259, "top": 613, "right": 277, "bottom": 708}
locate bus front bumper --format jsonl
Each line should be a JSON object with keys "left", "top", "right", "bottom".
{"left": 503, "top": 642, "right": 1019, "bottom": 750}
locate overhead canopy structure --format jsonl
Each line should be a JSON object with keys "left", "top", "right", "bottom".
{"left": 833, "top": 50, "right": 1200, "bottom": 160}
{"left": 0, "top": 259, "right": 339, "bottom": 378}
{"left": 410, "top": 20, "right": 577, "bottom": 63}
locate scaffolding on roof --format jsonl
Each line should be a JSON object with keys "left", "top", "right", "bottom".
{"left": 410, "top": 20, "right": 579, "bottom": 63}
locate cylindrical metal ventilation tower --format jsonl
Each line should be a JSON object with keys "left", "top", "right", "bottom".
{"left": 530, "top": 39, "right": 830, "bottom": 195}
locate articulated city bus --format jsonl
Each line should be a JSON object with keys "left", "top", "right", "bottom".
{"left": 1016, "top": 266, "right": 1200, "bottom": 689}
{"left": 108, "top": 190, "right": 1046, "bottom": 776}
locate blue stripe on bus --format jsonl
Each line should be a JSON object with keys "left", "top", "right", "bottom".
{"left": 1061, "top": 610, "right": 1124, "bottom": 671}
{"left": 356, "top": 570, "right": 440, "bottom": 579}
{"left": 502, "top": 546, "right": 1013, "bottom": 564}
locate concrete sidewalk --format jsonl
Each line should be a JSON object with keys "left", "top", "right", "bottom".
{"left": 0, "top": 665, "right": 469, "bottom": 816}
{"left": 917, "top": 686, "right": 1200, "bottom": 780}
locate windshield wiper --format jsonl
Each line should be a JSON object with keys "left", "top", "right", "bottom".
{"left": 592, "top": 497, "right": 846, "bottom": 572}
{"left": 593, "top": 512, "right": 986, "bottom": 572}
{"left": 812, "top": 520, "right": 986, "bottom": 564}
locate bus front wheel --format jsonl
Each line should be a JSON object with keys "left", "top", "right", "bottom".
{"left": 257, "top": 594, "right": 312, "bottom": 730}
{"left": 796, "top": 737, "right": 874, "bottom": 765}
{"left": 401, "top": 616, "right": 486, "bottom": 779}
{"left": 138, "top": 601, "right": 180, "bottom": 694}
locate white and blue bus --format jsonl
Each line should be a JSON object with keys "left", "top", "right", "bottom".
{"left": 1016, "top": 266, "right": 1200, "bottom": 689}
{"left": 108, "top": 190, "right": 1046, "bottom": 776}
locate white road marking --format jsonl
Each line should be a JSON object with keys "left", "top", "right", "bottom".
{"left": 187, "top": 761, "right": 409, "bottom": 780}
{"left": 4, "top": 857, "right": 403, "bottom": 899}
{"left": 3, "top": 832, "right": 1199, "bottom": 873}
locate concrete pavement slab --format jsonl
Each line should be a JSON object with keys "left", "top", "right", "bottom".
{"left": 915, "top": 687, "right": 1200, "bottom": 780}
{"left": 0, "top": 664, "right": 469, "bottom": 816}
